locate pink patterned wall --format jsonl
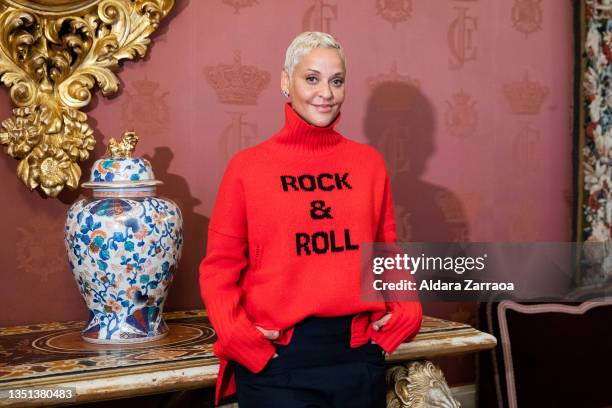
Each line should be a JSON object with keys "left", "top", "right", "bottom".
{"left": 0, "top": 0, "right": 575, "bottom": 386}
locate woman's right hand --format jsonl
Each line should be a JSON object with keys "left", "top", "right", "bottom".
{"left": 255, "top": 325, "right": 280, "bottom": 340}
{"left": 255, "top": 325, "right": 280, "bottom": 358}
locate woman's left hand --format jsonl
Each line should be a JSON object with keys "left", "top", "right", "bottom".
{"left": 372, "top": 313, "right": 392, "bottom": 331}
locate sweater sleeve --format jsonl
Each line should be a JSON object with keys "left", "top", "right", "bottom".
{"left": 370, "top": 171, "right": 424, "bottom": 354}
{"left": 199, "top": 157, "right": 276, "bottom": 372}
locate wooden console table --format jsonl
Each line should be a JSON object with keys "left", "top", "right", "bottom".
{"left": 0, "top": 310, "right": 496, "bottom": 407}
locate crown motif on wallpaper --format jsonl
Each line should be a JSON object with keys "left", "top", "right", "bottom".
{"left": 366, "top": 61, "right": 421, "bottom": 90}
{"left": 223, "top": 0, "right": 258, "bottom": 14}
{"left": 366, "top": 62, "right": 421, "bottom": 111}
{"left": 204, "top": 51, "right": 270, "bottom": 105}
{"left": 503, "top": 73, "right": 549, "bottom": 115}
{"left": 451, "top": 89, "right": 474, "bottom": 105}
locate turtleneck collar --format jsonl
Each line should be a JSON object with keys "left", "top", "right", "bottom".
{"left": 269, "top": 102, "right": 346, "bottom": 154}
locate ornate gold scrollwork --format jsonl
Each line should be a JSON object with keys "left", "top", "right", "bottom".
{"left": 0, "top": 0, "right": 173, "bottom": 197}
{"left": 387, "top": 361, "right": 461, "bottom": 408}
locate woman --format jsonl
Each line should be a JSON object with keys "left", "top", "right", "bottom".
{"left": 199, "top": 31, "right": 422, "bottom": 407}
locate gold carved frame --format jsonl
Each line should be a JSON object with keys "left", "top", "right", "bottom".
{"left": 0, "top": 0, "right": 174, "bottom": 197}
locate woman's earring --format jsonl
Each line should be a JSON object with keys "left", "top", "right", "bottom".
{"left": 282, "top": 90, "right": 289, "bottom": 98}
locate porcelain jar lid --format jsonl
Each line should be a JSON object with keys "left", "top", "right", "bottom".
{"left": 81, "top": 131, "right": 162, "bottom": 189}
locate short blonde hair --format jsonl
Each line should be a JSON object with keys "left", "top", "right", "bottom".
{"left": 284, "top": 31, "right": 346, "bottom": 79}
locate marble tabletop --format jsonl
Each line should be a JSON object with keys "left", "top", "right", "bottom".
{"left": 0, "top": 310, "right": 496, "bottom": 406}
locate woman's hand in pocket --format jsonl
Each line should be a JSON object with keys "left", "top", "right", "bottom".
{"left": 372, "top": 313, "right": 392, "bottom": 331}
{"left": 255, "top": 325, "right": 280, "bottom": 340}
{"left": 255, "top": 325, "right": 280, "bottom": 359}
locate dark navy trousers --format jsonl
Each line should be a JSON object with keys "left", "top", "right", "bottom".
{"left": 234, "top": 315, "right": 387, "bottom": 408}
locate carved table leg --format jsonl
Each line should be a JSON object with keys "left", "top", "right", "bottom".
{"left": 386, "top": 360, "right": 461, "bottom": 408}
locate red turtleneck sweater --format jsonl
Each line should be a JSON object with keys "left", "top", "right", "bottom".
{"left": 199, "top": 103, "right": 423, "bottom": 405}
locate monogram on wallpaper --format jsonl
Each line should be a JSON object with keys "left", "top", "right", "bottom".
{"left": 448, "top": 4, "right": 478, "bottom": 70}
{"left": 513, "top": 124, "right": 541, "bottom": 174}
{"left": 303, "top": 0, "right": 337, "bottom": 32}
{"left": 219, "top": 112, "right": 258, "bottom": 164}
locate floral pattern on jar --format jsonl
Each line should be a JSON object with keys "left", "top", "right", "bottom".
{"left": 65, "top": 196, "right": 183, "bottom": 343}
{"left": 91, "top": 158, "right": 155, "bottom": 183}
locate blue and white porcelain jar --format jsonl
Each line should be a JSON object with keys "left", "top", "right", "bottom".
{"left": 64, "top": 132, "right": 183, "bottom": 343}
